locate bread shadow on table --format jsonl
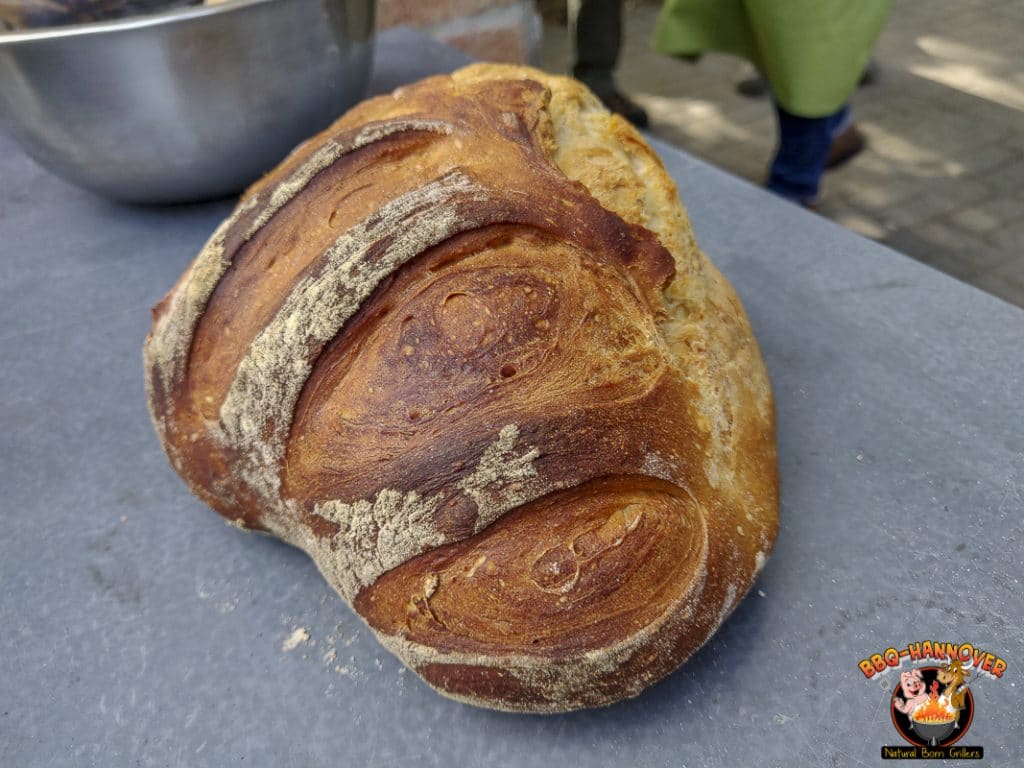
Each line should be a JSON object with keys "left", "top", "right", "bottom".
{"left": 238, "top": 513, "right": 776, "bottom": 733}
{"left": 438, "top": 575, "right": 775, "bottom": 731}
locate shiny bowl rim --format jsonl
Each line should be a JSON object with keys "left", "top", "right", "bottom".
{"left": 0, "top": 0, "right": 279, "bottom": 45}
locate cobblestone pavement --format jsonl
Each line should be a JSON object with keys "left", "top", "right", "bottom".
{"left": 539, "top": 0, "right": 1024, "bottom": 307}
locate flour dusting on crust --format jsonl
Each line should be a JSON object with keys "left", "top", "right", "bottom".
{"left": 314, "top": 490, "right": 447, "bottom": 601}
{"left": 216, "top": 171, "right": 491, "bottom": 505}
{"left": 371, "top": 518, "right": 710, "bottom": 713}
{"left": 641, "top": 451, "right": 675, "bottom": 482}
{"left": 145, "top": 195, "right": 257, "bottom": 415}
{"left": 304, "top": 424, "right": 549, "bottom": 600}
{"left": 458, "top": 424, "right": 542, "bottom": 533}
{"left": 244, "top": 118, "right": 453, "bottom": 240}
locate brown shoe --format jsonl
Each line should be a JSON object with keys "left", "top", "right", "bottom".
{"left": 827, "top": 123, "right": 866, "bottom": 169}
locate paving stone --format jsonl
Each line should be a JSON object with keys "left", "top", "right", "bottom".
{"left": 880, "top": 179, "right": 992, "bottom": 228}
{"left": 990, "top": 219, "right": 1024, "bottom": 253}
{"left": 951, "top": 205, "right": 1004, "bottom": 234}
{"left": 953, "top": 197, "right": 1024, "bottom": 235}
{"left": 982, "top": 159, "right": 1024, "bottom": 195}
{"left": 827, "top": 208, "right": 890, "bottom": 240}
{"left": 949, "top": 143, "right": 1024, "bottom": 177}
{"left": 832, "top": 173, "right": 921, "bottom": 213}
{"left": 971, "top": 268, "right": 1024, "bottom": 307}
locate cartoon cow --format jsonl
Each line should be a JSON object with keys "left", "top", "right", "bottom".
{"left": 938, "top": 660, "right": 971, "bottom": 711}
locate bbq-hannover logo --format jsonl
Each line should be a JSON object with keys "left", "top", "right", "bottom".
{"left": 858, "top": 642, "right": 1007, "bottom": 760}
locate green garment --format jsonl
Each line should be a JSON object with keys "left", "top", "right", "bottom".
{"left": 653, "top": 0, "right": 893, "bottom": 117}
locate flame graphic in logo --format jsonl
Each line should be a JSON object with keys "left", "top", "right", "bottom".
{"left": 912, "top": 696, "right": 957, "bottom": 725}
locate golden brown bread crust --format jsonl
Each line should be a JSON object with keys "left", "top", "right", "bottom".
{"left": 143, "top": 63, "right": 779, "bottom": 712}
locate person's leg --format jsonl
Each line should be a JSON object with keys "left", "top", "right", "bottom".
{"left": 570, "top": 0, "right": 648, "bottom": 127}
{"left": 571, "top": 0, "right": 621, "bottom": 99}
{"left": 767, "top": 103, "right": 849, "bottom": 205}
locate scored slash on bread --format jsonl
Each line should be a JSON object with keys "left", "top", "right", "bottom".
{"left": 144, "top": 63, "right": 779, "bottom": 712}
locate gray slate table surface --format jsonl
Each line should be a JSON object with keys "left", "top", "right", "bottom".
{"left": 2, "top": 28, "right": 1022, "bottom": 768}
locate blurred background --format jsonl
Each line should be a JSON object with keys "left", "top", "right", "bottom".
{"left": 378, "top": 0, "right": 1024, "bottom": 308}
{"left": 2, "top": 0, "right": 1021, "bottom": 306}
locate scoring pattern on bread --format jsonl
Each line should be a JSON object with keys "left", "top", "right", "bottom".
{"left": 144, "top": 63, "right": 778, "bottom": 712}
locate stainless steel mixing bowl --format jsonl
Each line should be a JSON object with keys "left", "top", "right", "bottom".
{"left": 0, "top": 0, "right": 374, "bottom": 203}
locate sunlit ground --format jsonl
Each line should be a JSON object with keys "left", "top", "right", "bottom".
{"left": 539, "top": 0, "right": 1024, "bottom": 307}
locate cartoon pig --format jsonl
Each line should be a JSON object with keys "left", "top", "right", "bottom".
{"left": 894, "top": 669, "right": 929, "bottom": 715}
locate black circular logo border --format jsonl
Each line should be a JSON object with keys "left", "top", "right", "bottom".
{"left": 889, "top": 665, "right": 975, "bottom": 747}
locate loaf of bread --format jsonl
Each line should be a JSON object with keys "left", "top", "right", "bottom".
{"left": 144, "top": 63, "right": 778, "bottom": 712}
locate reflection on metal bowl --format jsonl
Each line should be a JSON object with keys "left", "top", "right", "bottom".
{"left": 0, "top": 0, "right": 374, "bottom": 203}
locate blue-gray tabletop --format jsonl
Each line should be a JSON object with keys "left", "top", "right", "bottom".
{"left": 1, "top": 28, "right": 1022, "bottom": 768}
